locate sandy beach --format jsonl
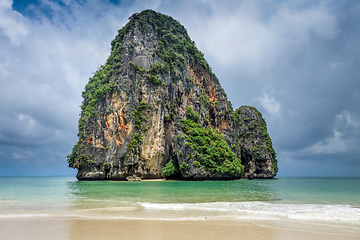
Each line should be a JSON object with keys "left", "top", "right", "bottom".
{"left": 1, "top": 218, "right": 359, "bottom": 240}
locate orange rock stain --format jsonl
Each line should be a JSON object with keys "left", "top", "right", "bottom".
{"left": 115, "top": 132, "right": 122, "bottom": 145}
{"left": 95, "top": 138, "right": 105, "bottom": 149}
{"left": 188, "top": 64, "right": 218, "bottom": 106}
{"left": 87, "top": 137, "right": 94, "bottom": 145}
{"left": 106, "top": 120, "right": 111, "bottom": 142}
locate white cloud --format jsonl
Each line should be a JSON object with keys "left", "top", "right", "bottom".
{"left": 330, "top": 61, "right": 344, "bottom": 70}
{"left": 303, "top": 129, "right": 347, "bottom": 154}
{"left": 19, "top": 114, "right": 35, "bottom": 134}
{"left": 335, "top": 111, "right": 360, "bottom": 128}
{"left": 286, "top": 111, "right": 360, "bottom": 156}
{"left": 0, "top": 0, "right": 12, "bottom": 8}
{"left": 0, "top": 0, "right": 28, "bottom": 44}
{"left": 271, "top": 2, "right": 339, "bottom": 42}
{"left": 281, "top": 128, "right": 348, "bottom": 160}
{"left": 259, "top": 93, "right": 280, "bottom": 115}
{"left": 187, "top": 0, "right": 339, "bottom": 73}
{"left": 11, "top": 149, "right": 35, "bottom": 161}
{"left": 12, "top": 152, "right": 22, "bottom": 159}
{"left": 0, "top": 0, "right": 132, "bottom": 146}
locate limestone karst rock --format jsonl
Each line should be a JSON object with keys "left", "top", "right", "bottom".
{"left": 67, "top": 10, "right": 278, "bottom": 180}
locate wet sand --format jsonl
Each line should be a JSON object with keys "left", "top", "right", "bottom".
{"left": 0, "top": 218, "right": 359, "bottom": 240}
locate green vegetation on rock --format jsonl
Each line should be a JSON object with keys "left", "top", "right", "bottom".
{"left": 78, "top": 42, "right": 121, "bottom": 137}
{"left": 78, "top": 68, "right": 117, "bottom": 135}
{"left": 180, "top": 162, "right": 190, "bottom": 173}
{"left": 241, "top": 106, "right": 278, "bottom": 173}
{"left": 130, "top": 61, "right": 146, "bottom": 73}
{"left": 67, "top": 144, "right": 78, "bottom": 168}
{"left": 126, "top": 133, "right": 143, "bottom": 158}
{"left": 148, "top": 62, "right": 170, "bottom": 75}
{"left": 103, "top": 162, "right": 111, "bottom": 171}
{"left": 147, "top": 74, "right": 162, "bottom": 85}
{"left": 180, "top": 107, "right": 244, "bottom": 175}
{"left": 129, "top": 61, "right": 165, "bottom": 86}
{"left": 193, "top": 161, "right": 201, "bottom": 168}
{"left": 132, "top": 101, "right": 150, "bottom": 129}
{"left": 68, "top": 152, "right": 95, "bottom": 169}
{"left": 115, "top": 10, "right": 215, "bottom": 79}
{"left": 161, "top": 153, "right": 180, "bottom": 177}
{"left": 186, "top": 106, "right": 200, "bottom": 123}
{"left": 227, "top": 101, "right": 242, "bottom": 126}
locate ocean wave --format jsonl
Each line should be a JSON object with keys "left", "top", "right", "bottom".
{"left": 1, "top": 201, "right": 360, "bottom": 224}
{"left": 140, "top": 202, "right": 360, "bottom": 223}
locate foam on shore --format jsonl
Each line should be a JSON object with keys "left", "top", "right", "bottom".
{"left": 2, "top": 201, "right": 360, "bottom": 225}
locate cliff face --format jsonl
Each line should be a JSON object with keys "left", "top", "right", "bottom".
{"left": 67, "top": 10, "right": 278, "bottom": 180}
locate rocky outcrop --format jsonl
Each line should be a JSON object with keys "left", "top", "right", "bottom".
{"left": 67, "top": 10, "right": 278, "bottom": 180}
{"left": 126, "top": 175, "right": 142, "bottom": 182}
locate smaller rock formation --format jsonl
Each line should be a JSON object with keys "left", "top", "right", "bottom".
{"left": 126, "top": 175, "right": 142, "bottom": 182}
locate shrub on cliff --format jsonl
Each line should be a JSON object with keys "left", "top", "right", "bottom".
{"left": 180, "top": 118, "right": 244, "bottom": 175}
{"left": 161, "top": 155, "right": 180, "bottom": 177}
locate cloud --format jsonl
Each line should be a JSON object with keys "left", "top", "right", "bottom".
{"left": 0, "top": 0, "right": 28, "bottom": 43}
{"left": 182, "top": 1, "right": 339, "bottom": 71}
{"left": 258, "top": 93, "right": 281, "bottom": 115}
{"left": 336, "top": 110, "right": 360, "bottom": 128}
{"left": 11, "top": 148, "right": 34, "bottom": 160}
{"left": 300, "top": 129, "right": 347, "bottom": 155}
{"left": 281, "top": 110, "right": 360, "bottom": 161}
{"left": 330, "top": 61, "right": 344, "bottom": 70}
{"left": 18, "top": 114, "right": 35, "bottom": 134}
{"left": 12, "top": 152, "right": 22, "bottom": 159}
{"left": 271, "top": 2, "right": 339, "bottom": 41}
{"left": 0, "top": 0, "right": 133, "bottom": 148}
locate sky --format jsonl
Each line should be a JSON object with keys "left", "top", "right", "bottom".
{"left": 0, "top": 0, "right": 359, "bottom": 177}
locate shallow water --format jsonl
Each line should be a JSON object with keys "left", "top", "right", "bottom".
{"left": 1, "top": 177, "right": 360, "bottom": 223}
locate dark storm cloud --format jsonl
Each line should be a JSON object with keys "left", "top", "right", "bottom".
{"left": 0, "top": 0, "right": 359, "bottom": 176}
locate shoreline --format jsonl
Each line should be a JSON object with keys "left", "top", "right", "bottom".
{"left": 141, "top": 178, "right": 165, "bottom": 181}
{"left": 1, "top": 217, "right": 359, "bottom": 240}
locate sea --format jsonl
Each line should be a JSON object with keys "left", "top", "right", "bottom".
{"left": 1, "top": 177, "right": 360, "bottom": 225}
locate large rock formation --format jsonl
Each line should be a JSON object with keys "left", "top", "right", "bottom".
{"left": 67, "top": 10, "right": 278, "bottom": 180}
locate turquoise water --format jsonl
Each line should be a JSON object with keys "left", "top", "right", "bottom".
{"left": 1, "top": 177, "right": 360, "bottom": 222}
